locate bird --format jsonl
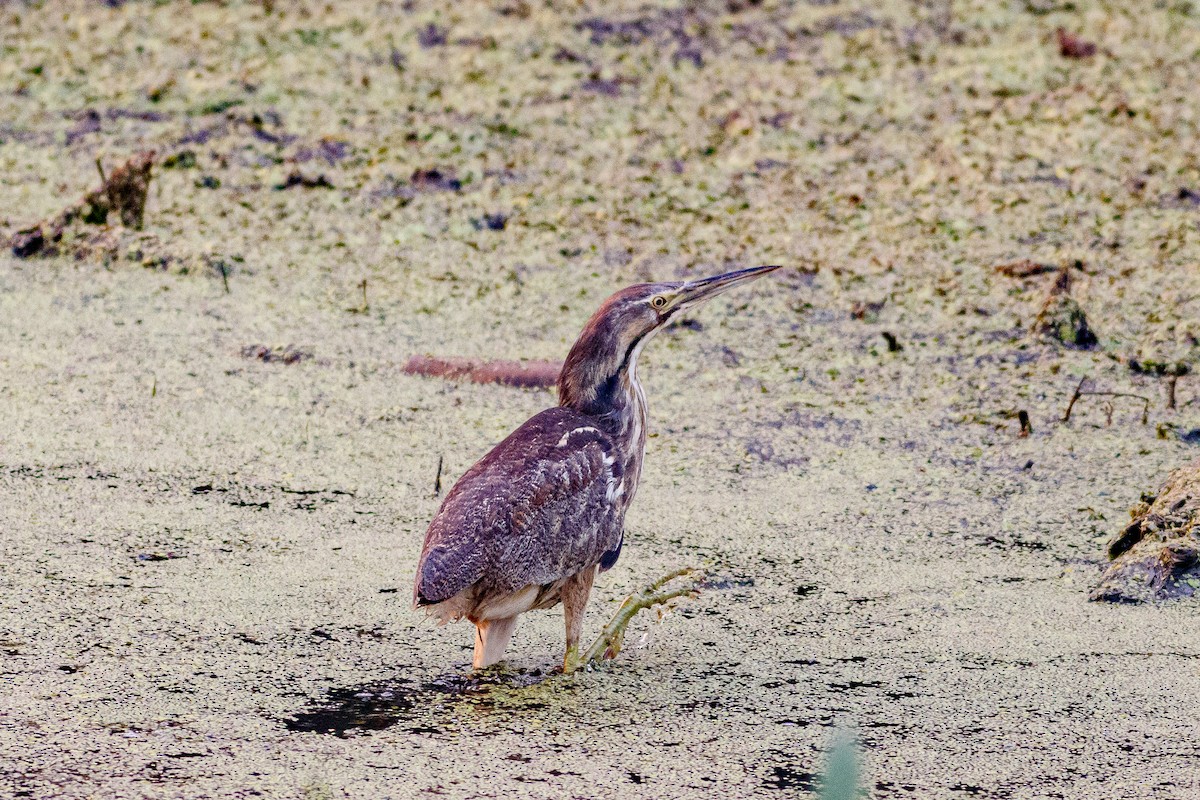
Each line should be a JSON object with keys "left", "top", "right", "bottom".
{"left": 413, "top": 265, "right": 780, "bottom": 670}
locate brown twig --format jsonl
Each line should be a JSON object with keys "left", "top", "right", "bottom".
{"left": 995, "top": 259, "right": 1057, "bottom": 278}
{"left": 1093, "top": 393, "right": 1151, "bottom": 425}
{"left": 1063, "top": 378, "right": 1151, "bottom": 424}
{"left": 1062, "top": 377, "right": 1087, "bottom": 422}
{"left": 1123, "top": 358, "right": 1190, "bottom": 410}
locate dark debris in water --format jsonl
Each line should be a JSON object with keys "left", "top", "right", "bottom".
{"left": 135, "top": 551, "right": 184, "bottom": 562}
{"left": 293, "top": 138, "right": 351, "bottom": 165}
{"left": 285, "top": 679, "right": 419, "bottom": 737}
{"left": 283, "top": 670, "right": 544, "bottom": 737}
{"left": 417, "top": 23, "right": 448, "bottom": 48}
{"left": 580, "top": 76, "right": 635, "bottom": 97}
{"left": 471, "top": 212, "right": 508, "bottom": 231}
{"left": 700, "top": 574, "right": 755, "bottom": 590}
{"left": 274, "top": 170, "right": 333, "bottom": 190}
{"left": 1166, "top": 186, "right": 1200, "bottom": 208}
{"left": 979, "top": 534, "right": 1049, "bottom": 552}
{"left": 411, "top": 168, "right": 462, "bottom": 193}
{"left": 240, "top": 344, "right": 312, "bottom": 364}
{"left": 763, "top": 763, "right": 817, "bottom": 791}
{"left": 1056, "top": 28, "right": 1098, "bottom": 59}
{"left": 575, "top": 5, "right": 881, "bottom": 72}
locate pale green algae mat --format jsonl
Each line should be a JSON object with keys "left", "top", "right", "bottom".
{"left": 2, "top": 0, "right": 1200, "bottom": 797}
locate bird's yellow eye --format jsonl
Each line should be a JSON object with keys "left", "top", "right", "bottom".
{"left": 650, "top": 295, "right": 667, "bottom": 310}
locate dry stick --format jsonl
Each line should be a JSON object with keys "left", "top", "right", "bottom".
{"left": 433, "top": 455, "right": 443, "bottom": 496}
{"left": 1062, "top": 377, "right": 1087, "bottom": 423}
{"left": 1086, "top": 391, "right": 1151, "bottom": 425}
{"left": 1167, "top": 375, "right": 1178, "bottom": 411}
{"left": 568, "top": 567, "right": 705, "bottom": 673}
{"left": 1063, "top": 379, "right": 1151, "bottom": 425}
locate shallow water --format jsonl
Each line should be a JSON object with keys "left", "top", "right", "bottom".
{"left": 3, "top": 0, "right": 1200, "bottom": 798}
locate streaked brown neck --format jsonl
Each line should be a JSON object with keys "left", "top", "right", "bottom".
{"left": 557, "top": 325, "right": 653, "bottom": 506}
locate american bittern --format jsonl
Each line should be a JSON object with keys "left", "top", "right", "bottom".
{"left": 414, "top": 266, "right": 779, "bottom": 670}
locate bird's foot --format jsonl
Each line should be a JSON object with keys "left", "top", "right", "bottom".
{"left": 565, "top": 567, "right": 705, "bottom": 673}
{"left": 561, "top": 644, "right": 581, "bottom": 674}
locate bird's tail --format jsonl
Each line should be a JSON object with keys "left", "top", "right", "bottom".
{"left": 473, "top": 615, "right": 518, "bottom": 669}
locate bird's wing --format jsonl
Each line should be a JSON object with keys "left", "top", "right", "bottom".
{"left": 414, "top": 407, "right": 625, "bottom": 606}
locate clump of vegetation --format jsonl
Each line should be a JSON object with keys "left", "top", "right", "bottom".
{"left": 1035, "top": 267, "right": 1098, "bottom": 349}
{"left": 1092, "top": 458, "right": 1200, "bottom": 603}
{"left": 9, "top": 151, "right": 154, "bottom": 259}
{"left": 241, "top": 344, "right": 313, "bottom": 365}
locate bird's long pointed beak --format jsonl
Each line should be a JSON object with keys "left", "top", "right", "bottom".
{"left": 675, "top": 265, "right": 781, "bottom": 309}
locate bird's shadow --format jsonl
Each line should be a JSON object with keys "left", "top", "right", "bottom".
{"left": 281, "top": 665, "right": 555, "bottom": 737}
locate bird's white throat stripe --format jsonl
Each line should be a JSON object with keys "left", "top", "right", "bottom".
{"left": 557, "top": 426, "right": 600, "bottom": 447}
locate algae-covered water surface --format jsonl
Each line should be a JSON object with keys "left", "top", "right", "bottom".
{"left": 2, "top": 1, "right": 1199, "bottom": 797}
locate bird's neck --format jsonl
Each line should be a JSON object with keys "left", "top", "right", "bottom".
{"left": 558, "top": 334, "right": 652, "bottom": 503}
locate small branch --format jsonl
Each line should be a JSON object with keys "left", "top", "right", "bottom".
{"left": 1122, "top": 357, "right": 1190, "bottom": 410}
{"left": 433, "top": 455, "right": 443, "bottom": 496}
{"left": 567, "top": 567, "right": 705, "bottom": 673}
{"left": 1083, "top": 391, "right": 1151, "bottom": 425}
{"left": 1062, "top": 377, "right": 1087, "bottom": 422}
{"left": 1070, "top": 379, "right": 1152, "bottom": 429}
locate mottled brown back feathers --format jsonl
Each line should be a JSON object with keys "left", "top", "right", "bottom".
{"left": 414, "top": 408, "right": 626, "bottom": 610}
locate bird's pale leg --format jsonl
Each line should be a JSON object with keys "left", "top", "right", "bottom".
{"left": 567, "top": 567, "right": 704, "bottom": 673}
{"left": 560, "top": 566, "right": 597, "bottom": 672}
{"left": 473, "top": 615, "right": 518, "bottom": 669}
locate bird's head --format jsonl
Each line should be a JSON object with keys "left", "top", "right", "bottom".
{"left": 558, "top": 265, "right": 780, "bottom": 413}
